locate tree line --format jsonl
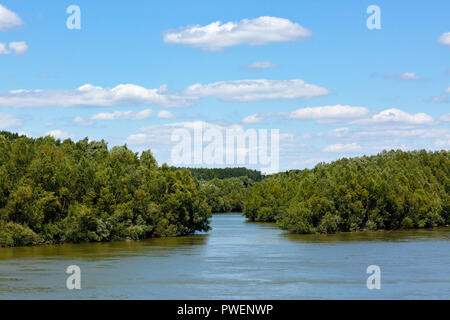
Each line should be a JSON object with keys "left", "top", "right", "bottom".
{"left": 0, "top": 132, "right": 211, "bottom": 247}
{"left": 0, "top": 131, "right": 448, "bottom": 246}
{"left": 179, "top": 167, "right": 262, "bottom": 213}
{"left": 243, "top": 150, "right": 449, "bottom": 234}
{"left": 180, "top": 167, "right": 264, "bottom": 182}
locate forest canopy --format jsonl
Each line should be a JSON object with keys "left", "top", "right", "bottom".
{"left": 0, "top": 132, "right": 211, "bottom": 247}
{"left": 0, "top": 131, "right": 448, "bottom": 246}
{"left": 243, "top": 150, "right": 449, "bottom": 234}
{"left": 180, "top": 167, "right": 264, "bottom": 181}
{"left": 179, "top": 167, "right": 262, "bottom": 213}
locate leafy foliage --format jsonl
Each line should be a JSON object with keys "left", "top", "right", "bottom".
{"left": 243, "top": 150, "right": 450, "bottom": 234}
{"left": 0, "top": 132, "right": 211, "bottom": 247}
{"left": 199, "top": 176, "right": 255, "bottom": 212}
{"left": 181, "top": 167, "right": 264, "bottom": 181}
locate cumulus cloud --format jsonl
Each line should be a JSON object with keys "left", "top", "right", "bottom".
{"left": 0, "top": 78, "right": 330, "bottom": 108}
{"left": 284, "top": 105, "right": 369, "bottom": 121}
{"left": 0, "top": 84, "right": 193, "bottom": 108}
{"left": 124, "top": 120, "right": 281, "bottom": 171}
{"left": 328, "top": 127, "right": 350, "bottom": 138}
{"left": 282, "top": 105, "right": 435, "bottom": 126}
{"left": 367, "top": 108, "right": 433, "bottom": 125}
{"left": 90, "top": 108, "right": 153, "bottom": 120}
{"left": 0, "top": 41, "right": 28, "bottom": 55}
{"left": 0, "top": 112, "right": 22, "bottom": 129}
{"left": 73, "top": 109, "right": 153, "bottom": 126}
{"left": 323, "top": 143, "right": 361, "bottom": 152}
{"left": 242, "top": 61, "right": 278, "bottom": 71}
{"left": 438, "top": 32, "right": 450, "bottom": 46}
{"left": 45, "top": 130, "right": 74, "bottom": 140}
{"left": 8, "top": 41, "right": 28, "bottom": 55}
{"left": 183, "top": 79, "right": 330, "bottom": 102}
{"left": 157, "top": 110, "right": 175, "bottom": 119}
{"left": 0, "top": 4, "right": 23, "bottom": 31}
{"left": 242, "top": 114, "right": 264, "bottom": 124}
{"left": 242, "top": 112, "right": 273, "bottom": 124}
{"left": 73, "top": 116, "right": 94, "bottom": 127}
{"left": 163, "top": 16, "right": 311, "bottom": 51}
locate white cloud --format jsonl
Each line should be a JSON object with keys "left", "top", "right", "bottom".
{"left": 0, "top": 42, "right": 8, "bottom": 54}
{"left": 157, "top": 110, "right": 175, "bottom": 119}
{"left": 184, "top": 79, "right": 330, "bottom": 102}
{"left": 0, "top": 112, "right": 22, "bottom": 129}
{"left": 242, "top": 112, "right": 273, "bottom": 124}
{"left": 440, "top": 114, "right": 450, "bottom": 122}
{"left": 0, "top": 41, "right": 28, "bottom": 55}
{"left": 328, "top": 127, "right": 350, "bottom": 138}
{"left": 242, "top": 113, "right": 264, "bottom": 124}
{"left": 73, "top": 116, "right": 94, "bottom": 126}
{"left": 368, "top": 108, "right": 434, "bottom": 125}
{"left": 126, "top": 121, "right": 243, "bottom": 145}
{"left": 323, "top": 143, "right": 361, "bottom": 152}
{"left": 285, "top": 105, "right": 369, "bottom": 121}
{"left": 283, "top": 106, "right": 434, "bottom": 127}
{"left": 384, "top": 72, "right": 420, "bottom": 81}
{"left": 0, "top": 79, "right": 330, "bottom": 108}
{"left": 438, "top": 32, "right": 450, "bottom": 46}
{"left": 163, "top": 16, "right": 311, "bottom": 51}
{"left": 0, "top": 84, "right": 193, "bottom": 108}
{"left": 125, "top": 121, "right": 279, "bottom": 170}
{"left": 8, "top": 41, "right": 28, "bottom": 55}
{"left": 242, "top": 61, "right": 278, "bottom": 71}
{"left": 354, "top": 128, "right": 450, "bottom": 139}
{"left": 0, "top": 4, "right": 23, "bottom": 31}
{"left": 45, "top": 130, "right": 74, "bottom": 140}
{"left": 90, "top": 108, "right": 153, "bottom": 120}
{"left": 445, "top": 87, "right": 450, "bottom": 93}
{"left": 399, "top": 72, "right": 420, "bottom": 81}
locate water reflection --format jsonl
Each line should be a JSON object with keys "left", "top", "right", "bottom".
{"left": 0, "top": 214, "right": 449, "bottom": 299}
{"left": 281, "top": 227, "right": 450, "bottom": 243}
{"left": 0, "top": 234, "right": 208, "bottom": 261}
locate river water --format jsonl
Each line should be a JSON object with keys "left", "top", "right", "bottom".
{"left": 0, "top": 213, "right": 449, "bottom": 299}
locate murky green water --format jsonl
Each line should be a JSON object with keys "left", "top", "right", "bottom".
{"left": 0, "top": 214, "right": 449, "bottom": 299}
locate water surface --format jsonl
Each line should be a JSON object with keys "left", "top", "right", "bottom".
{"left": 0, "top": 214, "right": 449, "bottom": 299}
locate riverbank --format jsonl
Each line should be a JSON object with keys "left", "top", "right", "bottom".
{"left": 1, "top": 214, "right": 449, "bottom": 299}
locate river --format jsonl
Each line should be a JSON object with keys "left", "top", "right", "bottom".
{"left": 0, "top": 213, "right": 449, "bottom": 299}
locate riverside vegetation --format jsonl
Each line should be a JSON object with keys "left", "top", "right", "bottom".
{"left": 0, "top": 132, "right": 211, "bottom": 247}
{"left": 0, "top": 131, "right": 448, "bottom": 247}
{"left": 243, "top": 150, "right": 449, "bottom": 234}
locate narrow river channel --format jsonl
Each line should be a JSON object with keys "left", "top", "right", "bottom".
{"left": 0, "top": 213, "right": 449, "bottom": 299}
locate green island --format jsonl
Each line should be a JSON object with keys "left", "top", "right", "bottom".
{"left": 0, "top": 131, "right": 448, "bottom": 247}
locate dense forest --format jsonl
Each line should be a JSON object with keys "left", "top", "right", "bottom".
{"left": 180, "top": 167, "right": 261, "bottom": 213}
{"left": 199, "top": 177, "right": 256, "bottom": 212}
{"left": 243, "top": 150, "right": 449, "bottom": 234}
{"left": 0, "top": 131, "right": 448, "bottom": 247}
{"left": 181, "top": 167, "right": 264, "bottom": 182}
{"left": 0, "top": 132, "right": 211, "bottom": 247}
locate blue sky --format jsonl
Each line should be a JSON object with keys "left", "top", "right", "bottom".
{"left": 0, "top": 0, "right": 449, "bottom": 172}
